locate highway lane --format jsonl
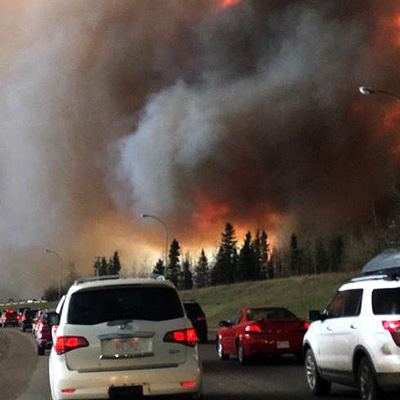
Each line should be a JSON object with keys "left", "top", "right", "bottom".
{"left": 3, "top": 329, "right": 399, "bottom": 400}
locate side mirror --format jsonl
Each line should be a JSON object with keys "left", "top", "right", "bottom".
{"left": 308, "top": 310, "right": 323, "bottom": 321}
{"left": 219, "top": 320, "right": 231, "bottom": 327}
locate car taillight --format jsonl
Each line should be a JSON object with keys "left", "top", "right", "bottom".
{"left": 17, "top": 315, "right": 20, "bottom": 320}
{"left": 196, "top": 315, "right": 206, "bottom": 322}
{"left": 4, "top": 317, "right": 7, "bottom": 322}
{"left": 22, "top": 316, "right": 26, "bottom": 322}
{"left": 382, "top": 320, "right": 400, "bottom": 346}
{"left": 54, "top": 336, "right": 89, "bottom": 355}
{"left": 163, "top": 328, "right": 197, "bottom": 347}
{"left": 245, "top": 324, "right": 261, "bottom": 333}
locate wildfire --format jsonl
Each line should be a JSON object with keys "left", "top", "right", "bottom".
{"left": 219, "top": 0, "right": 241, "bottom": 9}
{"left": 191, "top": 193, "right": 230, "bottom": 229}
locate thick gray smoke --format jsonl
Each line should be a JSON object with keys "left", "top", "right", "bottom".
{"left": 0, "top": 0, "right": 399, "bottom": 298}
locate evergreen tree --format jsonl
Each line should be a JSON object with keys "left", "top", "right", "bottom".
{"left": 260, "top": 230, "right": 269, "bottom": 279}
{"left": 238, "top": 231, "right": 254, "bottom": 281}
{"left": 167, "top": 239, "right": 181, "bottom": 287}
{"left": 152, "top": 259, "right": 165, "bottom": 276}
{"left": 100, "top": 257, "right": 109, "bottom": 276}
{"left": 108, "top": 251, "right": 122, "bottom": 275}
{"left": 181, "top": 257, "right": 193, "bottom": 290}
{"left": 330, "top": 235, "right": 345, "bottom": 272}
{"left": 290, "top": 233, "right": 301, "bottom": 275}
{"left": 194, "top": 249, "right": 210, "bottom": 288}
{"left": 93, "top": 257, "right": 101, "bottom": 276}
{"left": 315, "top": 237, "right": 329, "bottom": 274}
{"left": 212, "top": 223, "right": 238, "bottom": 285}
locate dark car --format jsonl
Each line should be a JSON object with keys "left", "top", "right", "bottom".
{"left": 1, "top": 309, "right": 19, "bottom": 327}
{"left": 217, "top": 306, "right": 309, "bottom": 365}
{"left": 19, "top": 309, "right": 37, "bottom": 332}
{"left": 183, "top": 300, "right": 208, "bottom": 343}
{"left": 34, "top": 309, "right": 59, "bottom": 355}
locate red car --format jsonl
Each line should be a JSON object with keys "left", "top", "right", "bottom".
{"left": 34, "top": 309, "right": 59, "bottom": 355}
{"left": 216, "top": 306, "right": 309, "bottom": 365}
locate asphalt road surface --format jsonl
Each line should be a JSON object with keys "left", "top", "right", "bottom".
{"left": 1, "top": 328, "right": 399, "bottom": 400}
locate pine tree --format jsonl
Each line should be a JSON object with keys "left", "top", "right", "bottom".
{"left": 330, "top": 235, "right": 345, "bottom": 272}
{"left": 290, "top": 232, "right": 301, "bottom": 275}
{"left": 108, "top": 251, "right": 122, "bottom": 275}
{"left": 167, "top": 239, "right": 181, "bottom": 287}
{"left": 315, "top": 237, "right": 329, "bottom": 274}
{"left": 181, "top": 257, "right": 193, "bottom": 290}
{"left": 153, "top": 259, "right": 165, "bottom": 276}
{"left": 260, "top": 230, "right": 269, "bottom": 279}
{"left": 194, "top": 249, "right": 210, "bottom": 288}
{"left": 93, "top": 257, "right": 101, "bottom": 276}
{"left": 212, "top": 223, "right": 238, "bottom": 285}
{"left": 100, "top": 257, "right": 109, "bottom": 276}
{"left": 237, "top": 231, "right": 254, "bottom": 281}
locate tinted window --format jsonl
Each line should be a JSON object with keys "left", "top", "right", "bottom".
{"left": 183, "top": 303, "right": 204, "bottom": 319}
{"left": 325, "top": 289, "right": 362, "bottom": 318}
{"left": 373, "top": 288, "right": 400, "bottom": 315}
{"left": 68, "top": 285, "right": 184, "bottom": 325}
{"left": 247, "top": 307, "right": 296, "bottom": 321}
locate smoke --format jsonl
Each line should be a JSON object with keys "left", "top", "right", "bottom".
{"left": 0, "top": 0, "right": 399, "bottom": 297}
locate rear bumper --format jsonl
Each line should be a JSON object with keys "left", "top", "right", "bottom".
{"left": 49, "top": 350, "right": 202, "bottom": 400}
{"left": 243, "top": 335, "right": 303, "bottom": 356}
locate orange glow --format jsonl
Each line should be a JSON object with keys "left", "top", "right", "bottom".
{"left": 383, "top": 104, "right": 400, "bottom": 131}
{"left": 395, "top": 15, "right": 400, "bottom": 45}
{"left": 191, "top": 193, "right": 230, "bottom": 228}
{"left": 219, "top": 0, "right": 240, "bottom": 9}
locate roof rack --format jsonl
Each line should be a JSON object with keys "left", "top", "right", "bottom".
{"left": 73, "top": 275, "right": 121, "bottom": 285}
{"left": 349, "top": 273, "right": 400, "bottom": 283}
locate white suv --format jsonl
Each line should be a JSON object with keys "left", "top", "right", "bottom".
{"left": 303, "top": 274, "right": 400, "bottom": 400}
{"left": 49, "top": 276, "right": 202, "bottom": 399}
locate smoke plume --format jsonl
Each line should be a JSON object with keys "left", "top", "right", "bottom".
{"left": 0, "top": 0, "right": 399, "bottom": 297}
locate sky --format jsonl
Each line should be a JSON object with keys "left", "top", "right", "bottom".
{"left": 1, "top": 0, "right": 400, "bottom": 298}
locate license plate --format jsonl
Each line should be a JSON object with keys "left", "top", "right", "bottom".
{"left": 101, "top": 337, "right": 153, "bottom": 359}
{"left": 276, "top": 340, "right": 289, "bottom": 349}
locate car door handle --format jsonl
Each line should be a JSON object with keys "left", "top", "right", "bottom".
{"left": 350, "top": 324, "right": 358, "bottom": 329}
{"left": 326, "top": 326, "right": 333, "bottom": 331}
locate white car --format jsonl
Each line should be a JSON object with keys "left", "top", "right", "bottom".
{"left": 49, "top": 276, "right": 202, "bottom": 399}
{"left": 303, "top": 273, "right": 400, "bottom": 400}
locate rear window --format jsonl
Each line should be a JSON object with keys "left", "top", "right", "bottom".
{"left": 247, "top": 308, "right": 296, "bottom": 321}
{"left": 68, "top": 285, "right": 184, "bottom": 325}
{"left": 372, "top": 288, "right": 400, "bottom": 315}
{"left": 24, "top": 310, "right": 37, "bottom": 318}
{"left": 183, "top": 303, "right": 204, "bottom": 319}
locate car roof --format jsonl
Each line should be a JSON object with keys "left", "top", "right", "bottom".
{"left": 68, "top": 276, "right": 176, "bottom": 295}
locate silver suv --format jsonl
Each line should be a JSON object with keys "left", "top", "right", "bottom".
{"left": 49, "top": 276, "right": 202, "bottom": 399}
{"left": 303, "top": 273, "right": 400, "bottom": 400}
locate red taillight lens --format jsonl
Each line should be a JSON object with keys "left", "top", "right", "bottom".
{"left": 4, "top": 317, "right": 7, "bottom": 322}
{"left": 163, "top": 328, "right": 197, "bottom": 347}
{"left": 383, "top": 320, "right": 400, "bottom": 346}
{"left": 54, "top": 336, "right": 89, "bottom": 355}
{"left": 22, "top": 316, "right": 26, "bottom": 322}
{"left": 245, "top": 324, "right": 261, "bottom": 333}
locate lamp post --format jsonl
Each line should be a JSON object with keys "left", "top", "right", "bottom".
{"left": 140, "top": 214, "right": 169, "bottom": 273}
{"left": 359, "top": 86, "right": 400, "bottom": 102}
{"left": 45, "top": 249, "right": 63, "bottom": 300}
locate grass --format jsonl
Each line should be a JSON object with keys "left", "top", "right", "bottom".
{"left": 180, "top": 271, "right": 357, "bottom": 327}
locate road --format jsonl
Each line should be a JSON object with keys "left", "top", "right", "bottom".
{"left": 1, "top": 328, "right": 397, "bottom": 400}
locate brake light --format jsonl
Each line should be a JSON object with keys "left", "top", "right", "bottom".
{"left": 54, "top": 336, "right": 89, "bottom": 355}
{"left": 181, "top": 381, "right": 196, "bottom": 387}
{"left": 61, "top": 389, "right": 75, "bottom": 394}
{"left": 17, "top": 315, "right": 20, "bottom": 320}
{"left": 4, "top": 317, "right": 7, "bottom": 322}
{"left": 383, "top": 320, "right": 400, "bottom": 346}
{"left": 163, "top": 328, "right": 197, "bottom": 347}
{"left": 245, "top": 324, "right": 261, "bottom": 333}
{"left": 22, "top": 316, "right": 26, "bottom": 322}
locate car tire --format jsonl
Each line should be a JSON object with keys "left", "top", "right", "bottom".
{"left": 358, "top": 357, "right": 383, "bottom": 400}
{"left": 237, "top": 340, "right": 250, "bottom": 366}
{"left": 305, "top": 349, "right": 331, "bottom": 396}
{"left": 37, "top": 345, "right": 45, "bottom": 356}
{"left": 216, "top": 337, "right": 229, "bottom": 360}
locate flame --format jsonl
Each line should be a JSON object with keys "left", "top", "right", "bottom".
{"left": 219, "top": 0, "right": 240, "bottom": 9}
{"left": 191, "top": 193, "right": 230, "bottom": 229}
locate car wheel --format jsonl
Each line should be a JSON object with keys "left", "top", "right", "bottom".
{"left": 358, "top": 357, "right": 382, "bottom": 400}
{"left": 37, "top": 345, "right": 45, "bottom": 356}
{"left": 305, "top": 349, "right": 331, "bottom": 395}
{"left": 216, "top": 337, "right": 229, "bottom": 360}
{"left": 237, "top": 340, "right": 250, "bottom": 365}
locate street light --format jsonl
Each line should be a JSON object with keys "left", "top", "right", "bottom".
{"left": 359, "top": 86, "right": 400, "bottom": 102}
{"left": 140, "top": 214, "right": 169, "bottom": 273}
{"left": 45, "top": 249, "right": 63, "bottom": 300}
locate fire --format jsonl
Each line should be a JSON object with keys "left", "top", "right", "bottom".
{"left": 219, "top": 0, "right": 241, "bottom": 9}
{"left": 191, "top": 193, "right": 230, "bottom": 229}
